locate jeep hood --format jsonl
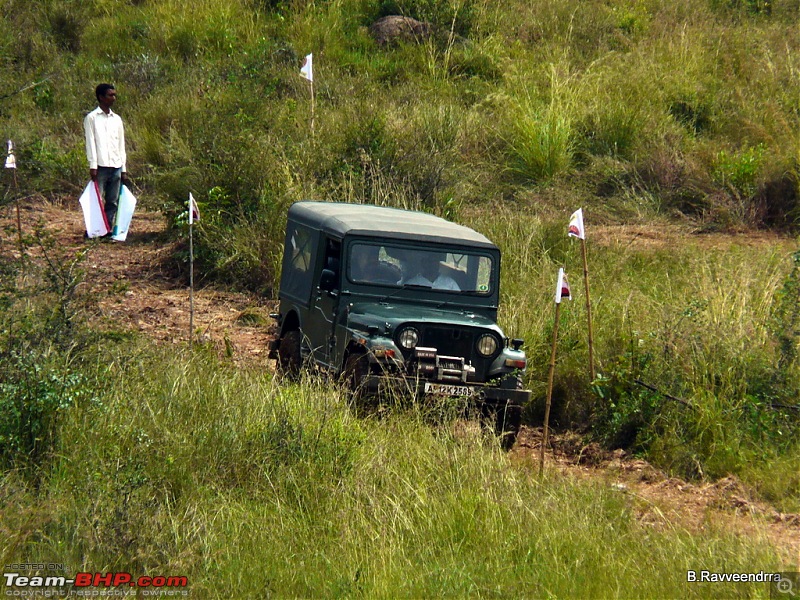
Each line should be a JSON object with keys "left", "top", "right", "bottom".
{"left": 346, "top": 301, "right": 503, "bottom": 335}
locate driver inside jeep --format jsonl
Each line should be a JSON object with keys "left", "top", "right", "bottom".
{"left": 400, "top": 251, "right": 460, "bottom": 291}
{"left": 350, "top": 244, "right": 402, "bottom": 284}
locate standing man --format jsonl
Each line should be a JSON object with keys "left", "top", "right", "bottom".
{"left": 84, "top": 83, "right": 128, "bottom": 234}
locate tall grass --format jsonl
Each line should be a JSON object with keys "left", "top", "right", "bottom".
{"left": 477, "top": 206, "right": 800, "bottom": 506}
{"left": 2, "top": 346, "right": 788, "bottom": 596}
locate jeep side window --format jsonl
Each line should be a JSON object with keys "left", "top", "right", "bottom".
{"left": 290, "top": 227, "right": 312, "bottom": 272}
{"left": 280, "top": 223, "right": 317, "bottom": 302}
{"left": 320, "top": 238, "right": 341, "bottom": 291}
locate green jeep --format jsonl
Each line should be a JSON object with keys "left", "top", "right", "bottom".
{"left": 269, "top": 201, "right": 530, "bottom": 448}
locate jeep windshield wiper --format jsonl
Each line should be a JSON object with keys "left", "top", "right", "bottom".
{"left": 402, "top": 283, "right": 433, "bottom": 289}
{"left": 377, "top": 283, "right": 432, "bottom": 303}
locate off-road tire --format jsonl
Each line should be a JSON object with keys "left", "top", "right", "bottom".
{"left": 277, "top": 330, "right": 302, "bottom": 379}
{"left": 343, "top": 352, "right": 370, "bottom": 401}
{"left": 484, "top": 400, "right": 522, "bottom": 451}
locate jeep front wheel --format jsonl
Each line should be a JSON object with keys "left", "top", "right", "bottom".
{"left": 484, "top": 400, "right": 522, "bottom": 451}
{"left": 343, "top": 352, "right": 369, "bottom": 399}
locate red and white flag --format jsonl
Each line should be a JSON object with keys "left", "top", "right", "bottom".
{"left": 568, "top": 208, "right": 584, "bottom": 240}
{"left": 5, "top": 140, "right": 16, "bottom": 169}
{"left": 555, "top": 267, "right": 571, "bottom": 303}
{"left": 189, "top": 192, "right": 200, "bottom": 224}
{"left": 300, "top": 53, "right": 313, "bottom": 82}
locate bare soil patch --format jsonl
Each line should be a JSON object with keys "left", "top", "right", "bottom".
{"left": 513, "top": 427, "right": 800, "bottom": 565}
{"left": 2, "top": 197, "right": 276, "bottom": 366}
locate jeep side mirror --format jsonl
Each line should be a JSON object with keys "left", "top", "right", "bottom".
{"left": 319, "top": 268, "right": 337, "bottom": 292}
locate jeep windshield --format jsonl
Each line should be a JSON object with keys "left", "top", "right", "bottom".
{"left": 347, "top": 242, "right": 494, "bottom": 295}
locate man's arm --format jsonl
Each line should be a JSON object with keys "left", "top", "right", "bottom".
{"left": 84, "top": 112, "right": 98, "bottom": 180}
{"left": 119, "top": 117, "right": 128, "bottom": 183}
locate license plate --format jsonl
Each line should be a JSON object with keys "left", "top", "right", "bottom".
{"left": 424, "top": 382, "right": 476, "bottom": 397}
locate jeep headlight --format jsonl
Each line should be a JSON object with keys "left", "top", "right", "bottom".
{"left": 476, "top": 333, "right": 499, "bottom": 357}
{"left": 398, "top": 327, "right": 419, "bottom": 350}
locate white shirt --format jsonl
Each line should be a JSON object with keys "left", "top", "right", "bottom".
{"left": 402, "top": 273, "right": 461, "bottom": 291}
{"left": 84, "top": 107, "right": 126, "bottom": 171}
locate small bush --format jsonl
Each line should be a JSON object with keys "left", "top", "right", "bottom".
{"left": 46, "top": 4, "right": 84, "bottom": 53}
{"left": 505, "top": 103, "right": 573, "bottom": 183}
{"left": 713, "top": 143, "right": 766, "bottom": 199}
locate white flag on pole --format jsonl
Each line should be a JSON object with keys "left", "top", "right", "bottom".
{"left": 189, "top": 192, "right": 200, "bottom": 224}
{"left": 555, "top": 267, "right": 572, "bottom": 304}
{"left": 5, "top": 140, "right": 16, "bottom": 169}
{"left": 568, "top": 208, "right": 585, "bottom": 240}
{"left": 300, "top": 53, "right": 313, "bottom": 82}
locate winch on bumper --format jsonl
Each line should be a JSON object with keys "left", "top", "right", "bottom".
{"left": 356, "top": 344, "right": 532, "bottom": 406}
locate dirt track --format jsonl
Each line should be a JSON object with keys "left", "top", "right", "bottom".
{"left": 3, "top": 196, "right": 799, "bottom": 566}
{"left": 3, "top": 197, "right": 275, "bottom": 365}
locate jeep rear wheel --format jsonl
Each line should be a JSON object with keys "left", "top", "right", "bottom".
{"left": 277, "top": 330, "right": 302, "bottom": 378}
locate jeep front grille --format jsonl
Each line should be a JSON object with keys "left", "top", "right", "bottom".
{"left": 421, "top": 327, "right": 474, "bottom": 358}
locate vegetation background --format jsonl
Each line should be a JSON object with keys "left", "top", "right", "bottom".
{"left": 1, "top": 0, "right": 799, "bottom": 596}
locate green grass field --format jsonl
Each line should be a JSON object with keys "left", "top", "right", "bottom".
{"left": 0, "top": 346, "right": 789, "bottom": 597}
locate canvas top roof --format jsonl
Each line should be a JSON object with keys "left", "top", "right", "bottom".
{"left": 288, "top": 201, "right": 498, "bottom": 250}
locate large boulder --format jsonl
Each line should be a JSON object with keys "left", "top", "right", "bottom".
{"left": 369, "top": 15, "right": 432, "bottom": 46}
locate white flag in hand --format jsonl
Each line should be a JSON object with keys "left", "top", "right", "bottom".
{"left": 555, "top": 267, "right": 571, "bottom": 304}
{"left": 568, "top": 208, "right": 584, "bottom": 240}
{"left": 300, "top": 53, "right": 313, "bottom": 82}
{"left": 189, "top": 192, "right": 200, "bottom": 224}
{"left": 5, "top": 140, "right": 16, "bottom": 169}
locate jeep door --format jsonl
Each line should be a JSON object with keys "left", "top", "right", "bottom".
{"left": 305, "top": 236, "right": 342, "bottom": 369}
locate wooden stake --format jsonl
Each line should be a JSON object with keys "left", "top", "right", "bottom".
{"left": 540, "top": 300, "right": 561, "bottom": 477}
{"left": 189, "top": 219, "right": 194, "bottom": 348}
{"left": 310, "top": 78, "right": 316, "bottom": 137}
{"left": 580, "top": 238, "right": 595, "bottom": 381}
{"left": 13, "top": 168, "right": 22, "bottom": 255}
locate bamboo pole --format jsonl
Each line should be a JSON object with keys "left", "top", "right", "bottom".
{"left": 580, "top": 238, "right": 595, "bottom": 381}
{"left": 540, "top": 300, "right": 561, "bottom": 478}
{"left": 13, "top": 167, "right": 22, "bottom": 254}
{"left": 310, "top": 77, "right": 315, "bottom": 137}
{"left": 189, "top": 217, "right": 194, "bottom": 348}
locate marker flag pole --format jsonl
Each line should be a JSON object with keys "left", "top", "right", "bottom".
{"left": 5, "top": 140, "right": 22, "bottom": 254}
{"left": 300, "top": 53, "right": 315, "bottom": 136}
{"left": 568, "top": 208, "right": 596, "bottom": 381}
{"left": 580, "top": 235, "right": 595, "bottom": 381}
{"left": 540, "top": 267, "right": 571, "bottom": 477}
{"left": 188, "top": 192, "right": 195, "bottom": 347}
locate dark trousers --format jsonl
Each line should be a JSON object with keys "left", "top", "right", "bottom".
{"left": 96, "top": 166, "right": 122, "bottom": 228}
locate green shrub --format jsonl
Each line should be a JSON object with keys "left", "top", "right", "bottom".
{"left": 713, "top": 143, "right": 766, "bottom": 199}
{"left": 46, "top": 3, "right": 85, "bottom": 53}
{"left": 0, "top": 352, "right": 94, "bottom": 467}
{"left": 505, "top": 102, "right": 574, "bottom": 183}
{"left": 0, "top": 229, "right": 100, "bottom": 470}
